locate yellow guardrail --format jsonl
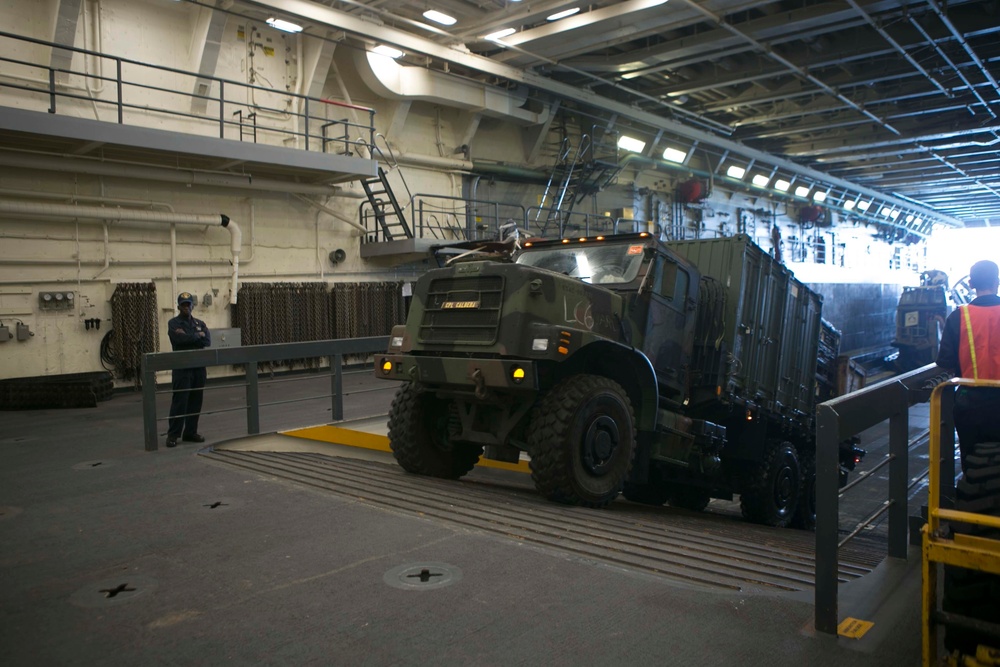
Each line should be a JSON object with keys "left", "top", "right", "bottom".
{"left": 922, "top": 378, "right": 1000, "bottom": 666}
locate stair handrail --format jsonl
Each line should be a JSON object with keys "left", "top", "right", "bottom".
{"left": 544, "top": 134, "right": 591, "bottom": 235}
{"left": 534, "top": 137, "right": 572, "bottom": 227}
{"left": 370, "top": 133, "right": 414, "bottom": 214}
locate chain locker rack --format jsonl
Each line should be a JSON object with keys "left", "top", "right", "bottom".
{"left": 105, "top": 282, "right": 159, "bottom": 388}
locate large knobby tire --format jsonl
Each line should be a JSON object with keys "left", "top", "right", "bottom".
{"left": 527, "top": 375, "right": 637, "bottom": 508}
{"left": 740, "top": 440, "right": 801, "bottom": 528}
{"left": 386, "top": 383, "right": 482, "bottom": 479}
{"left": 943, "top": 441, "right": 1000, "bottom": 656}
{"left": 791, "top": 450, "right": 817, "bottom": 530}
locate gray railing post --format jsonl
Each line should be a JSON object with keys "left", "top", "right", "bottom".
{"left": 815, "top": 402, "right": 840, "bottom": 634}
{"left": 332, "top": 354, "right": 344, "bottom": 421}
{"left": 219, "top": 80, "right": 225, "bottom": 138}
{"left": 246, "top": 363, "right": 260, "bottom": 434}
{"left": 888, "top": 383, "right": 909, "bottom": 558}
{"left": 116, "top": 59, "right": 123, "bottom": 124}
{"left": 142, "top": 361, "right": 158, "bottom": 452}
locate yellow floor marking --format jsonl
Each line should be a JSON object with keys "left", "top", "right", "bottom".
{"left": 281, "top": 424, "right": 531, "bottom": 474}
{"left": 837, "top": 617, "right": 874, "bottom": 639}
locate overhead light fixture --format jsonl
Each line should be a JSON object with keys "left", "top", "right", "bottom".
{"left": 484, "top": 27, "right": 516, "bottom": 41}
{"left": 372, "top": 45, "right": 403, "bottom": 59}
{"left": 843, "top": 200, "right": 856, "bottom": 210}
{"left": 879, "top": 206, "right": 892, "bottom": 217}
{"left": 751, "top": 174, "right": 770, "bottom": 187}
{"left": 774, "top": 179, "right": 790, "bottom": 192}
{"left": 617, "top": 135, "right": 646, "bottom": 153}
{"left": 266, "top": 18, "right": 303, "bottom": 33}
{"left": 726, "top": 165, "right": 746, "bottom": 179}
{"left": 813, "top": 191, "right": 828, "bottom": 203}
{"left": 547, "top": 7, "right": 580, "bottom": 21}
{"left": 857, "top": 200, "right": 871, "bottom": 211}
{"left": 794, "top": 185, "right": 810, "bottom": 198}
{"left": 889, "top": 209, "right": 900, "bottom": 220}
{"left": 422, "top": 10, "right": 457, "bottom": 26}
{"left": 662, "top": 146, "right": 686, "bottom": 163}
{"left": 905, "top": 214, "right": 915, "bottom": 223}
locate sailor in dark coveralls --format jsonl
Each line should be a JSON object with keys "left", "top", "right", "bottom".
{"left": 166, "top": 292, "right": 211, "bottom": 448}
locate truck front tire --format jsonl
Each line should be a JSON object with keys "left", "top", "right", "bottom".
{"left": 527, "top": 375, "right": 637, "bottom": 508}
{"left": 387, "top": 383, "right": 482, "bottom": 479}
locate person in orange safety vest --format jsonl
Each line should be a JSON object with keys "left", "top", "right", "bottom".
{"left": 936, "top": 259, "right": 1000, "bottom": 471}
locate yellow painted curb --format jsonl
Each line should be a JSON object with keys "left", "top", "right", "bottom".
{"left": 281, "top": 424, "right": 531, "bottom": 474}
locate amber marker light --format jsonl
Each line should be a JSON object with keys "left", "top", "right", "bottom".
{"left": 381, "top": 359, "right": 392, "bottom": 375}
{"left": 511, "top": 366, "right": 525, "bottom": 383}
{"left": 639, "top": 232, "right": 648, "bottom": 237}
{"left": 561, "top": 238, "right": 570, "bottom": 244}
{"left": 578, "top": 237, "right": 586, "bottom": 242}
{"left": 596, "top": 236, "right": 605, "bottom": 241}
{"left": 524, "top": 242, "right": 533, "bottom": 247}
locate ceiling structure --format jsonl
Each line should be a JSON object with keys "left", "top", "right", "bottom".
{"left": 240, "top": 0, "right": 1000, "bottom": 229}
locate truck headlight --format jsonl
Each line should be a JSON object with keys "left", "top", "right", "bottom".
{"left": 390, "top": 336, "right": 403, "bottom": 349}
{"left": 531, "top": 338, "right": 548, "bottom": 351}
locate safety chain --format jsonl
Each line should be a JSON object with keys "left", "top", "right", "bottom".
{"left": 109, "top": 282, "right": 159, "bottom": 388}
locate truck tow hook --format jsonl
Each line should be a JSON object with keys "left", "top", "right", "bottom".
{"left": 471, "top": 368, "right": 487, "bottom": 399}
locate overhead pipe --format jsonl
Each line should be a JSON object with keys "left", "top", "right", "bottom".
{"left": 0, "top": 200, "right": 243, "bottom": 304}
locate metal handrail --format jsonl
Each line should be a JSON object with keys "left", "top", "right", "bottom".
{"left": 922, "top": 378, "right": 1000, "bottom": 666}
{"left": 0, "top": 30, "right": 376, "bottom": 155}
{"left": 814, "top": 362, "right": 952, "bottom": 635}
{"left": 140, "top": 336, "right": 388, "bottom": 451}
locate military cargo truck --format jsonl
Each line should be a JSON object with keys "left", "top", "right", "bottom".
{"left": 376, "top": 232, "right": 859, "bottom": 528}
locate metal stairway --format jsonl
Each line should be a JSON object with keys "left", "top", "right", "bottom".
{"left": 538, "top": 131, "right": 623, "bottom": 236}
{"left": 361, "top": 166, "right": 412, "bottom": 241}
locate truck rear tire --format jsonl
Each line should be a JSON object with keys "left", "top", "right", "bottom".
{"left": 740, "top": 440, "right": 801, "bottom": 528}
{"left": 527, "top": 375, "right": 636, "bottom": 508}
{"left": 943, "top": 441, "right": 1000, "bottom": 656}
{"left": 387, "top": 383, "right": 482, "bottom": 479}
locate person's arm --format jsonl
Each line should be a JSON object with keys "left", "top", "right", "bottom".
{"left": 936, "top": 309, "right": 961, "bottom": 375}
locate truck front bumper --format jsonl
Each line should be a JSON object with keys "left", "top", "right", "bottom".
{"left": 375, "top": 354, "right": 538, "bottom": 393}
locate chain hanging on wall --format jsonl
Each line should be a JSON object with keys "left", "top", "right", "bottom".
{"left": 231, "top": 282, "right": 330, "bottom": 373}
{"left": 107, "top": 282, "right": 159, "bottom": 388}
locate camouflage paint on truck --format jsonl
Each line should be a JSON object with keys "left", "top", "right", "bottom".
{"left": 377, "top": 232, "right": 845, "bottom": 527}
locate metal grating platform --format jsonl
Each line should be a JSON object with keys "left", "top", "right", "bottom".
{"left": 201, "top": 449, "right": 885, "bottom": 594}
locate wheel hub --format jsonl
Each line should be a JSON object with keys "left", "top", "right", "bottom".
{"left": 582, "top": 415, "right": 619, "bottom": 475}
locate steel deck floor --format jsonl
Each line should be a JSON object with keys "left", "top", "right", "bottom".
{"left": 0, "top": 370, "right": 932, "bottom": 666}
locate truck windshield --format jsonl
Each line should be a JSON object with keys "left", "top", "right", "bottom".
{"left": 515, "top": 241, "right": 646, "bottom": 285}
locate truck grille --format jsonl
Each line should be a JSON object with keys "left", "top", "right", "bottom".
{"left": 419, "top": 276, "right": 504, "bottom": 345}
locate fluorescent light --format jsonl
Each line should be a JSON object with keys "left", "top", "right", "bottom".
{"left": 373, "top": 45, "right": 403, "bottom": 59}
{"left": 843, "top": 200, "right": 856, "bottom": 210}
{"left": 794, "top": 185, "right": 810, "bottom": 197}
{"left": 266, "top": 18, "right": 303, "bottom": 33}
{"left": 422, "top": 10, "right": 457, "bottom": 26}
{"left": 889, "top": 209, "right": 899, "bottom": 220}
{"left": 773, "top": 179, "right": 790, "bottom": 192}
{"left": 662, "top": 147, "right": 686, "bottom": 163}
{"left": 879, "top": 206, "right": 892, "bottom": 217}
{"left": 752, "top": 174, "right": 770, "bottom": 187}
{"left": 617, "top": 135, "right": 646, "bottom": 153}
{"left": 857, "top": 200, "right": 871, "bottom": 211}
{"left": 484, "top": 27, "right": 516, "bottom": 41}
{"left": 726, "top": 165, "right": 745, "bottom": 179}
{"left": 905, "top": 214, "right": 914, "bottom": 223}
{"left": 813, "top": 191, "right": 827, "bottom": 202}
{"left": 547, "top": 7, "right": 580, "bottom": 21}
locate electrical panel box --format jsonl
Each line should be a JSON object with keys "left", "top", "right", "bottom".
{"left": 16, "top": 323, "right": 31, "bottom": 341}
{"left": 0, "top": 325, "right": 11, "bottom": 342}
{"left": 213, "top": 327, "right": 241, "bottom": 349}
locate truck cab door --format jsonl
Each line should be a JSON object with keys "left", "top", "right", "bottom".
{"left": 641, "top": 254, "right": 696, "bottom": 402}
